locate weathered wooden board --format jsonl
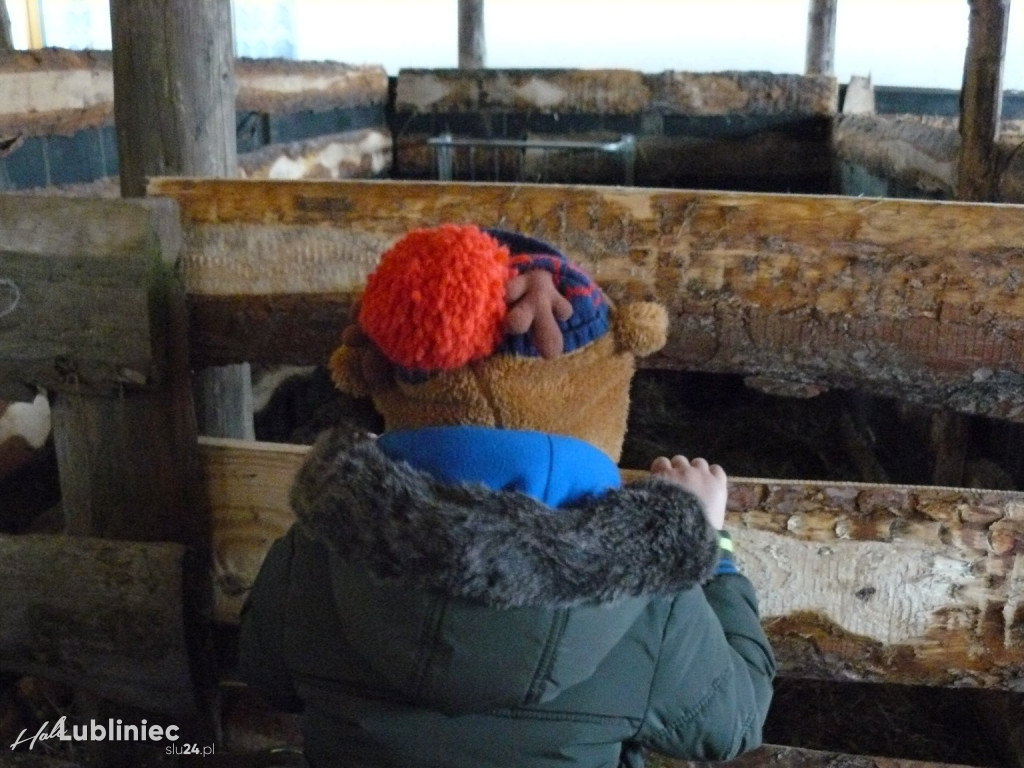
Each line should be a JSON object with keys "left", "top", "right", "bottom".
{"left": 200, "top": 436, "right": 306, "bottom": 623}
{"left": 199, "top": 436, "right": 1024, "bottom": 690}
{"left": 0, "top": 48, "right": 388, "bottom": 137}
{"left": 834, "top": 112, "right": 1024, "bottom": 203}
{"left": 150, "top": 178, "right": 1024, "bottom": 422}
{"left": 834, "top": 114, "right": 958, "bottom": 197}
{"left": 235, "top": 57, "right": 389, "bottom": 115}
{"left": 239, "top": 128, "right": 392, "bottom": 181}
{"left": 0, "top": 196, "right": 181, "bottom": 399}
{"left": 0, "top": 533, "right": 199, "bottom": 714}
{"left": 395, "top": 68, "right": 837, "bottom": 116}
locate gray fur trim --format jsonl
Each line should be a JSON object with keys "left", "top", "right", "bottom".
{"left": 290, "top": 427, "right": 721, "bottom": 609}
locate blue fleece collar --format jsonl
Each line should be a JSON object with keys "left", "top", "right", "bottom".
{"left": 375, "top": 426, "right": 620, "bottom": 507}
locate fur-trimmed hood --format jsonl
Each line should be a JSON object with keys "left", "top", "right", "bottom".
{"left": 291, "top": 427, "right": 720, "bottom": 610}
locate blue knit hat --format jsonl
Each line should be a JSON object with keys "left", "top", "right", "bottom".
{"left": 486, "top": 229, "right": 610, "bottom": 357}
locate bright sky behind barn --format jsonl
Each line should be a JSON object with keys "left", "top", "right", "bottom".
{"left": 9, "top": 0, "right": 1024, "bottom": 91}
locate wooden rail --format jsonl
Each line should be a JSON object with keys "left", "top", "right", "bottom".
{"left": 1, "top": 179, "right": 1023, "bottom": 728}
{"left": 200, "top": 436, "right": 1024, "bottom": 691}
{"left": 154, "top": 177, "right": 1024, "bottom": 422}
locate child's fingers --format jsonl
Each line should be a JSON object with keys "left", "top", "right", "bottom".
{"left": 650, "top": 456, "right": 672, "bottom": 472}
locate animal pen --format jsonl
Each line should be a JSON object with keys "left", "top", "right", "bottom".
{"left": 1, "top": 1, "right": 1024, "bottom": 767}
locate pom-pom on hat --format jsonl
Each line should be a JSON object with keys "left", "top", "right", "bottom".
{"left": 358, "top": 224, "right": 512, "bottom": 372}
{"left": 357, "top": 224, "right": 609, "bottom": 376}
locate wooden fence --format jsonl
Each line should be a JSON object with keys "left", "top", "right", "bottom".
{"left": 1, "top": 178, "right": 1022, "bottom": 763}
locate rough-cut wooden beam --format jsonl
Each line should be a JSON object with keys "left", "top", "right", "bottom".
{"left": 234, "top": 57, "right": 389, "bottom": 114}
{"left": 0, "top": 49, "right": 388, "bottom": 138}
{"left": 395, "top": 68, "right": 837, "bottom": 115}
{"left": 199, "top": 437, "right": 1024, "bottom": 690}
{"left": 239, "top": 128, "right": 392, "bottom": 181}
{"left": 0, "top": 195, "right": 179, "bottom": 399}
{"left": 804, "top": 0, "right": 837, "bottom": 76}
{"left": 957, "top": 0, "right": 1010, "bottom": 201}
{"left": 150, "top": 178, "right": 1024, "bottom": 423}
{"left": 0, "top": 533, "right": 200, "bottom": 714}
{"left": 834, "top": 113, "right": 1024, "bottom": 204}
{"left": 834, "top": 114, "right": 957, "bottom": 196}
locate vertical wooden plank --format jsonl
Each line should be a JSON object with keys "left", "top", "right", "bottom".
{"left": 957, "top": 0, "right": 1010, "bottom": 202}
{"left": 459, "top": 0, "right": 486, "bottom": 70}
{"left": 41, "top": 200, "right": 205, "bottom": 545}
{"left": 193, "top": 362, "right": 255, "bottom": 440}
{"left": 44, "top": 200, "right": 218, "bottom": 729}
{"left": 110, "top": 0, "right": 238, "bottom": 196}
{"left": 111, "top": 0, "right": 252, "bottom": 440}
{"left": 805, "top": 0, "right": 837, "bottom": 76}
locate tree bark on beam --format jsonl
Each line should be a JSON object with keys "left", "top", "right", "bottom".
{"left": 395, "top": 69, "right": 836, "bottom": 116}
{"left": 834, "top": 112, "right": 1024, "bottom": 204}
{"left": 150, "top": 178, "right": 1024, "bottom": 423}
{"left": 834, "top": 114, "right": 957, "bottom": 196}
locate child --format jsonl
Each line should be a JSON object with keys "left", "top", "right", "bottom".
{"left": 239, "top": 224, "right": 775, "bottom": 767}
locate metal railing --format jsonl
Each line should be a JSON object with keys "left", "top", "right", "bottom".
{"left": 427, "top": 132, "right": 636, "bottom": 185}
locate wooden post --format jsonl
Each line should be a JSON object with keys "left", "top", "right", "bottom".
{"left": 957, "top": 0, "right": 1010, "bottom": 202}
{"left": 0, "top": 195, "right": 212, "bottom": 719}
{"left": 111, "top": 0, "right": 238, "bottom": 196}
{"left": 111, "top": 0, "right": 253, "bottom": 441}
{"left": 805, "top": 0, "right": 837, "bottom": 76}
{"left": 458, "top": 0, "right": 485, "bottom": 70}
{"left": 937, "top": 0, "right": 1011, "bottom": 484}
{"left": 0, "top": 1, "right": 13, "bottom": 50}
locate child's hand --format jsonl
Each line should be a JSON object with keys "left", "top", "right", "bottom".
{"left": 650, "top": 455, "right": 727, "bottom": 530}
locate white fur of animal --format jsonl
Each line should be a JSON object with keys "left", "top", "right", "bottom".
{"left": 0, "top": 392, "right": 51, "bottom": 481}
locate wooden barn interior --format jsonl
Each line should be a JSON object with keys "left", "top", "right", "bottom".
{"left": 0, "top": 1, "right": 1023, "bottom": 766}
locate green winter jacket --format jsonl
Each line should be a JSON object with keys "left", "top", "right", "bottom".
{"left": 239, "top": 427, "right": 775, "bottom": 768}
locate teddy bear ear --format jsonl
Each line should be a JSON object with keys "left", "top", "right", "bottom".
{"left": 328, "top": 344, "right": 372, "bottom": 398}
{"left": 611, "top": 301, "right": 669, "bottom": 357}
